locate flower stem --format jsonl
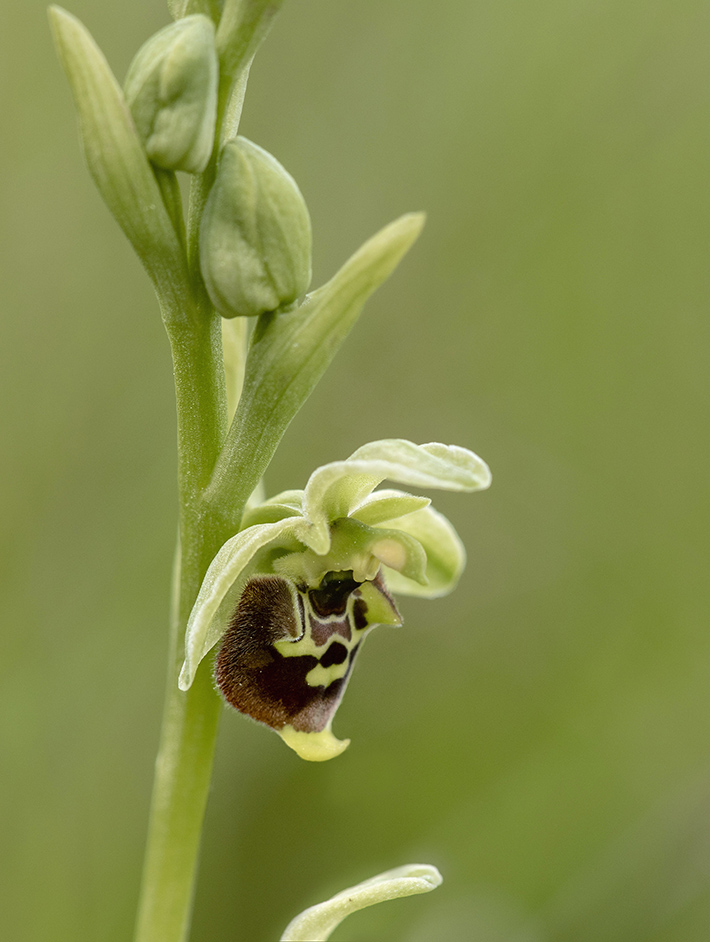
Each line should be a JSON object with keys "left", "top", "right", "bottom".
{"left": 134, "top": 300, "right": 235, "bottom": 942}
{"left": 133, "top": 8, "right": 286, "bottom": 933}
{"left": 133, "top": 622, "right": 222, "bottom": 942}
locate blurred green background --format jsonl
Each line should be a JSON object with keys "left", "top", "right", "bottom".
{"left": 2, "top": 1, "right": 710, "bottom": 939}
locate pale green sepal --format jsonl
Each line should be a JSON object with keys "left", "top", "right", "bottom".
{"left": 279, "top": 725, "right": 349, "bottom": 762}
{"left": 206, "top": 213, "right": 425, "bottom": 518}
{"left": 280, "top": 864, "right": 443, "bottom": 941}
{"left": 49, "top": 7, "right": 190, "bottom": 311}
{"left": 241, "top": 490, "right": 305, "bottom": 527}
{"left": 380, "top": 505, "right": 466, "bottom": 598}
{"left": 302, "top": 439, "right": 491, "bottom": 552}
{"left": 350, "top": 488, "right": 431, "bottom": 525}
{"left": 200, "top": 137, "right": 312, "bottom": 318}
{"left": 179, "top": 517, "right": 299, "bottom": 690}
{"left": 124, "top": 16, "right": 218, "bottom": 174}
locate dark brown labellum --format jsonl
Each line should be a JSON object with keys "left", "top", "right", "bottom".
{"left": 214, "top": 571, "right": 400, "bottom": 736}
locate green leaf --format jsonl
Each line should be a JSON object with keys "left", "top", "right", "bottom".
{"left": 280, "top": 864, "right": 443, "bottom": 942}
{"left": 205, "top": 213, "right": 426, "bottom": 524}
{"left": 216, "top": 0, "right": 287, "bottom": 143}
{"left": 179, "top": 517, "right": 299, "bottom": 690}
{"left": 216, "top": 0, "right": 285, "bottom": 89}
{"left": 49, "top": 7, "right": 191, "bottom": 315}
{"left": 301, "top": 439, "right": 491, "bottom": 553}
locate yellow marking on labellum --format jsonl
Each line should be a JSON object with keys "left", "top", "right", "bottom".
{"left": 306, "top": 659, "right": 350, "bottom": 687}
{"left": 279, "top": 724, "right": 350, "bottom": 761}
{"left": 357, "top": 580, "right": 402, "bottom": 626}
{"left": 274, "top": 591, "right": 369, "bottom": 661}
{"left": 273, "top": 631, "right": 321, "bottom": 659}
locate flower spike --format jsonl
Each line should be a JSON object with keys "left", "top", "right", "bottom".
{"left": 180, "top": 439, "right": 491, "bottom": 760}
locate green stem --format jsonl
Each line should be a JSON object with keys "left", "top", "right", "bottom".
{"left": 134, "top": 302, "right": 234, "bottom": 942}
{"left": 133, "top": 601, "right": 222, "bottom": 942}
{"left": 134, "top": 8, "right": 287, "bottom": 937}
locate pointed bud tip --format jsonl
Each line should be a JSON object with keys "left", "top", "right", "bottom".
{"left": 384, "top": 210, "right": 426, "bottom": 251}
{"left": 47, "top": 5, "right": 76, "bottom": 41}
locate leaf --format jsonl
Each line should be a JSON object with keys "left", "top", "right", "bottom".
{"left": 280, "top": 864, "right": 443, "bottom": 942}
{"left": 216, "top": 0, "right": 287, "bottom": 142}
{"left": 49, "top": 7, "right": 191, "bottom": 316}
{"left": 216, "top": 0, "right": 286, "bottom": 89}
{"left": 206, "top": 214, "right": 426, "bottom": 522}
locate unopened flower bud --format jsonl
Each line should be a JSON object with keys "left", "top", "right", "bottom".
{"left": 199, "top": 137, "right": 312, "bottom": 318}
{"left": 124, "top": 15, "right": 218, "bottom": 174}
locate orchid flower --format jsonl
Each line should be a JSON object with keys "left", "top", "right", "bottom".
{"left": 179, "top": 439, "right": 491, "bottom": 761}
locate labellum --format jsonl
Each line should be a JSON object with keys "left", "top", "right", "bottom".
{"left": 214, "top": 571, "right": 401, "bottom": 760}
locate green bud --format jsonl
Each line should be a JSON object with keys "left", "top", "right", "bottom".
{"left": 124, "top": 15, "right": 218, "bottom": 174}
{"left": 49, "top": 6, "right": 190, "bottom": 312}
{"left": 199, "top": 137, "right": 312, "bottom": 318}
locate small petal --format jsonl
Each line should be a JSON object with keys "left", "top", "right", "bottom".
{"left": 302, "top": 440, "right": 491, "bottom": 551}
{"left": 350, "top": 488, "right": 431, "bottom": 526}
{"left": 179, "top": 517, "right": 299, "bottom": 690}
{"left": 280, "top": 864, "right": 443, "bottom": 942}
{"left": 380, "top": 505, "right": 466, "bottom": 598}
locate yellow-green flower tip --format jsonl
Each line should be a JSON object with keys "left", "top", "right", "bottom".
{"left": 279, "top": 725, "right": 350, "bottom": 762}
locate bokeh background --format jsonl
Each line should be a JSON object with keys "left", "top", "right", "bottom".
{"left": 2, "top": 0, "right": 710, "bottom": 939}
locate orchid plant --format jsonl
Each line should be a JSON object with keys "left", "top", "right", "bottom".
{"left": 50, "top": 2, "right": 491, "bottom": 940}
